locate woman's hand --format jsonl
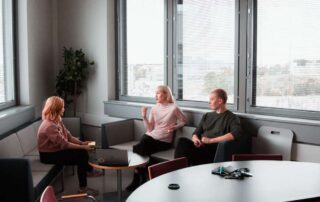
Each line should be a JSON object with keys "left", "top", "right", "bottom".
{"left": 82, "top": 145, "right": 93, "bottom": 151}
{"left": 167, "top": 125, "right": 176, "bottom": 133}
{"left": 192, "top": 135, "right": 203, "bottom": 148}
{"left": 141, "top": 107, "right": 148, "bottom": 118}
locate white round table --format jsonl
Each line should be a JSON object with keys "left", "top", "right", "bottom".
{"left": 89, "top": 149, "right": 149, "bottom": 202}
{"left": 127, "top": 161, "right": 320, "bottom": 202}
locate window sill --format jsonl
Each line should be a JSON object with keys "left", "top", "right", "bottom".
{"left": 0, "top": 105, "right": 35, "bottom": 135}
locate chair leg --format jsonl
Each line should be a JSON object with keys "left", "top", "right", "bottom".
{"left": 55, "top": 168, "right": 65, "bottom": 194}
{"left": 61, "top": 170, "right": 65, "bottom": 192}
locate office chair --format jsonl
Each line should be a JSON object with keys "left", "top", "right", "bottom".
{"left": 232, "top": 154, "right": 283, "bottom": 161}
{"left": 253, "top": 126, "right": 294, "bottom": 160}
{"left": 148, "top": 157, "right": 188, "bottom": 180}
{"left": 40, "top": 186, "right": 96, "bottom": 202}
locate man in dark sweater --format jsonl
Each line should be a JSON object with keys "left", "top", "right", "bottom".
{"left": 174, "top": 88, "right": 245, "bottom": 165}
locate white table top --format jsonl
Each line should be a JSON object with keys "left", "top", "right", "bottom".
{"left": 127, "top": 161, "right": 320, "bottom": 202}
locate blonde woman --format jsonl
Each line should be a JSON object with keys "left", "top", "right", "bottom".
{"left": 37, "top": 96, "right": 98, "bottom": 195}
{"left": 127, "top": 85, "right": 186, "bottom": 191}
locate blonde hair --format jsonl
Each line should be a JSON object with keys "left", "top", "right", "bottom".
{"left": 42, "top": 96, "right": 64, "bottom": 122}
{"left": 157, "top": 85, "right": 175, "bottom": 103}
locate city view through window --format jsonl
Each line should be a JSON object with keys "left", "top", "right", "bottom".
{"left": 126, "top": 0, "right": 164, "bottom": 97}
{"left": 124, "top": 0, "right": 320, "bottom": 112}
{"left": 176, "top": 0, "right": 235, "bottom": 103}
{"left": 256, "top": 0, "right": 320, "bottom": 111}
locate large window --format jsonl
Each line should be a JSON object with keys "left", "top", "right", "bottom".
{"left": 253, "top": 0, "right": 320, "bottom": 112}
{"left": 119, "top": 0, "right": 165, "bottom": 98}
{"left": 118, "top": 0, "right": 320, "bottom": 120}
{"left": 176, "top": 0, "right": 236, "bottom": 103}
{"left": 246, "top": 0, "right": 320, "bottom": 119}
{"left": 0, "top": 0, "right": 15, "bottom": 110}
{"left": 118, "top": 0, "right": 237, "bottom": 105}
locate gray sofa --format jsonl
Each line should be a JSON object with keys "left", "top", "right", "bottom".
{"left": 0, "top": 117, "right": 80, "bottom": 202}
{"left": 101, "top": 119, "right": 250, "bottom": 163}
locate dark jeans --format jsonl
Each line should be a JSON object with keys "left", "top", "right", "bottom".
{"left": 174, "top": 137, "right": 218, "bottom": 166}
{"left": 133, "top": 134, "right": 172, "bottom": 156}
{"left": 40, "top": 149, "right": 92, "bottom": 188}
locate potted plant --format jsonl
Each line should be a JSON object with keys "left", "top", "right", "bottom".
{"left": 56, "top": 47, "right": 94, "bottom": 116}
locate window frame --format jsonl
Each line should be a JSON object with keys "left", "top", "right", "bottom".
{"left": 117, "top": 0, "right": 168, "bottom": 104}
{"left": 117, "top": 0, "right": 320, "bottom": 120}
{"left": 117, "top": 0, "right": 240, "bottom": 110}
{"left": 246, "top": 0, "right": 320, "bottom": 120}
{"left": 0, "top": 0, "right": 15, "bottom": 111}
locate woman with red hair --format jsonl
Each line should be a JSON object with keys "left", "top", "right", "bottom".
{"left": 37, "top": 96, "right": 98, "bottom": 195}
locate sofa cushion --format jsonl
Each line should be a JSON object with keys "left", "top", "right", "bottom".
{"left": 24, "top": 155, "right": 54, "bottom": 172}
{"left": 26, "top": 147, "right": 39, "bottom": 156}
{"left": 17, "top": 125, "right": 37, "bottom": 155}
{"left": 0, "top": 133, "right": 24, "bottom": 158}
{"left": 109, "top": 140, "right": 140, "bottom": 151}
{"left": 151, "top": 149, "right": 175, "bottom": 161}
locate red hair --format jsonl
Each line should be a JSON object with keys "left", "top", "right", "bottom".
{"left": 42, "top": 96, "right": 64, "bottom": 122}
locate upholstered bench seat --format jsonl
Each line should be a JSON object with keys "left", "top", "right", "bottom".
{"left": 0, "top": 117, "right": 80, "bottom": 202}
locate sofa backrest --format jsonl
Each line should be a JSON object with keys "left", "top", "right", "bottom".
{"left": 32, "top": 120, "right": 42, "bottom": 135}
{"left": 16, "top": 125, "right": 37, "bottom": 156}
{"left": 133, "top": 120, "right": 145, "bottom": 140}
{"left": 0, "top": 133, "right": 24, "bottom": 158}
{"left": 174, "top": 126, "right": 195, "bottom": 147}
{"left": 102, "top": 119, "right": 135, "bottom": 147}
{"left": 0, "top": 158, "right": 35, "bottom": 202}
{"left": 62, "top": 117, "right": 81, "bottom": 138}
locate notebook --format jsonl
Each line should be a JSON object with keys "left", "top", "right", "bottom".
{"left": 95, "top": 149, "right": 129, "bottom": 166}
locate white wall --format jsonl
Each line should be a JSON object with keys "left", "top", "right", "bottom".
{"left": 56, "top": 0, "right": 116, "bottom": 125}
{"left": 17, "top": 0, "right": 56, "bottom": 116}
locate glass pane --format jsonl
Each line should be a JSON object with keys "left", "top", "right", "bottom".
{"left": 0, "top": 1, "right": 4, "bottom": 103}
{"left": 256, "top": 0, "right": 320, "bottom": 111}
{"left": 125, "top": 0, "right": 165, "bottom": 97}
{"left": 176, "top": 0, "right": 235, "bottom": 103}
{"left": 0, "top": 0, "right": 14, "bottom": 107}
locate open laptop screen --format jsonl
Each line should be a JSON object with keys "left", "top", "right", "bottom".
{"left": 95, "top": 149, "right": 129, "bottom": 167}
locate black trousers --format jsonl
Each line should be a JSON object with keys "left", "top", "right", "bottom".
{"left": 132, "top": 135, "right": 172, "bottom": 180}
{"left": 40, "top": 149, "right": 92, "bottom": 188}
{"left": 174, "top": 137, "right": 218, "bottom": 166}
{"left": 133, "top": 134, "right": 172, "bottom": 156}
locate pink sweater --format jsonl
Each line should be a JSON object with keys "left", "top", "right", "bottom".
{"left": 37, "top": 120, "right": 72, "bottom": 152}
{"left": 144, "top": 103, "right": 186, "bottom": 143}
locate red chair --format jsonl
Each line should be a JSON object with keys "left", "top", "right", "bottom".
{"left": 40, "top": 186, "right": 96, "bottom": 202}
{"left": 148, "top": 157, "right": 188, "bottom": 180}
{"left": 232, "top": 154, "right": 283, "bottom": 161}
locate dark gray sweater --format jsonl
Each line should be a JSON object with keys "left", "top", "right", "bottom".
{"left": 193, "top": 110, "right": 242, "bottom": 140}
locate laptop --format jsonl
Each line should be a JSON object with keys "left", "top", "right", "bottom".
{"left": 95, "top": 149, "right": 129, "bottom": 166}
